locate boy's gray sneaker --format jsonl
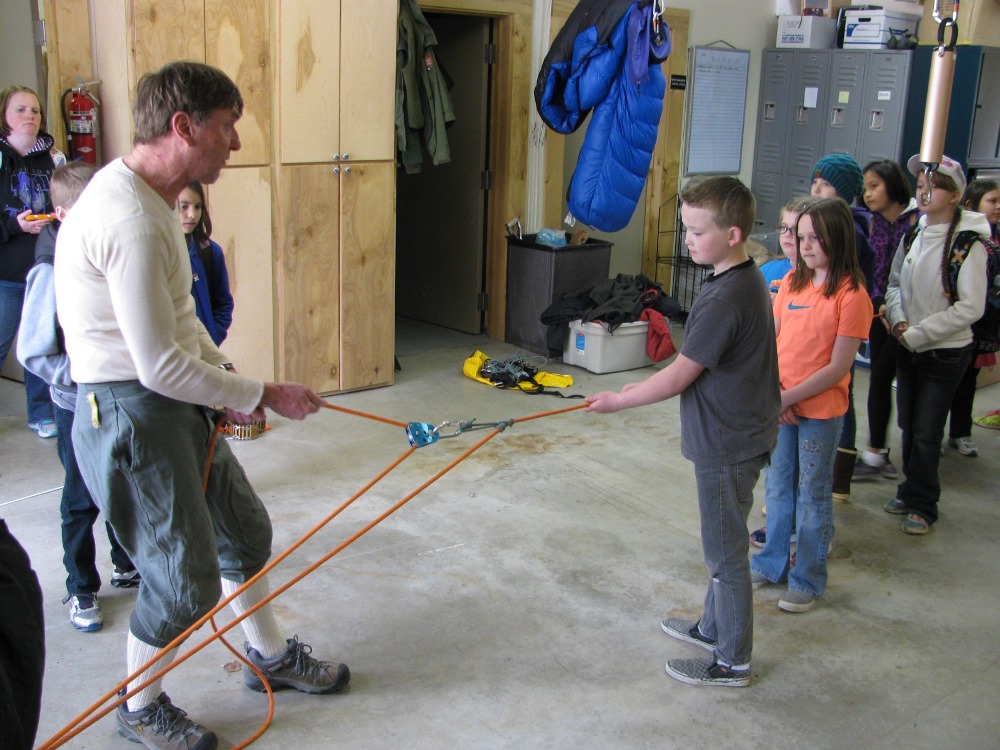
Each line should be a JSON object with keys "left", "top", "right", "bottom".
{"left": 660, "top": 617, "right": 716, "bottom": 652}
{"left": 244, "top": 636, "right": 350, "bottom": 694}
{"left": 116, "top": 692, "right": 217, "bottom": 749}
{"left": 64, "top": 594, "right": 103, "bottom": 632}
{"left": 665, "top": 658, "right": 751, "bottom": 687}
{"left": 779, "top": 589, "right": 816, "bottom": 613}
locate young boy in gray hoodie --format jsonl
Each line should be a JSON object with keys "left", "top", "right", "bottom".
{"left": 17, "top": 162, "right": 139, "bottom": 632}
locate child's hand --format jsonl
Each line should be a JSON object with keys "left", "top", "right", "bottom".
{"left": 585, "top": 391, "right": 624, "bottom": 413}
{"left": 17, "top": 209, "right": 52, "bottom": 234}
{"left": 778, "top": 406, "right": 799, "bottom": 425}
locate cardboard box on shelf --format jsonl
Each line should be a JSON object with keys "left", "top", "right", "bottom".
{"left": 843, "top": 9, "right": 921, "bottom": 49}
{"left": 777, "top": 15, "right": 838, "bottom": 48}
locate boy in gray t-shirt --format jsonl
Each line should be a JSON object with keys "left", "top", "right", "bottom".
{"left": 586, "top": 176, "right": 779, "bottom": 687}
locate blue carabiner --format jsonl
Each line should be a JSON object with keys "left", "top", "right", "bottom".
{"left": 405, "top": 422, "right": 440, "bottom": 448}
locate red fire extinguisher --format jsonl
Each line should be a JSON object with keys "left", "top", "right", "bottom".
{"left": 61, "top": 82, "right": 101, "bottom": 164}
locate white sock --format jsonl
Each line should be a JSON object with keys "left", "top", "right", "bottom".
{"left": 859, "top": 448, "right": 886, "bottom": 467}
{"left": 126, "top": 632, "right": 177, "bottom": 711}
{"left": 221, "top": 575, "right": 287, "bottom": 659}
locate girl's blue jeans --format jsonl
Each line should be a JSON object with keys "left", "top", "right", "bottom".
{"left": 751, "top": 415, "right": 842, "bottom": 598}
{"left": 0, "top": 279, "right": 54, "bottom": 424}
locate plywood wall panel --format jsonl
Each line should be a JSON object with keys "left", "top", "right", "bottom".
{"left": 209, "top": 167, "right": 275, "bottom": 381}
{"left": 339, "top": 162, "right": 394, "bottom": 391}
{"left": 131, "top": 0, "right": 205, "bottom": 80}
{"left": 92, "top": 0, "right": 133, "bottom": 161}
{"left": 340, "top": 0, "right": 396, "bottom": 162}
{"left": 278, "top": 0, "right": 340, "bottom": 163}
{"left": 277, "top": 165, "right": 341, "bottom": 392}
{"left": 207, "top": 0, "right": 270, "bottom": 166}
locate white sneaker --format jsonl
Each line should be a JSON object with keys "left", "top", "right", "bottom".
{"left": 65, "top": 594, "right": 103, "bottom": 632}
{"left": 948, "top": 437, "right": 978, "bottom": 457}
{"left": 857, "top": 449, "right": 885, "bottom": 468}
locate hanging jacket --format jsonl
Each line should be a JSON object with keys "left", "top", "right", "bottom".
{"left": 396, "top": 0, "right": 455, "bottom": 173}
{"left": 0, "top": 133, "right": 64, "bottom": 282}
{"left": 535, "top": 1, "right": 670, "bottom": 232}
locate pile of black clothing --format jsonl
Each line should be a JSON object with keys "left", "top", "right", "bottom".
{"left": 540, "top": 273, "right": 683, "bottom": 357}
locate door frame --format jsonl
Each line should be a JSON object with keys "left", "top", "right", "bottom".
{"left": 419, "top": 1, "right": 688, "bottom": 340}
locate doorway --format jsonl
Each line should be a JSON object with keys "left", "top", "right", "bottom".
{"left": 395, "top": 13, "right": 493, "bottom": 335}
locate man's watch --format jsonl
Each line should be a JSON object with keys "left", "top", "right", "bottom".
{"left": 219, "top": 363, "right": 235, "bottom": 371}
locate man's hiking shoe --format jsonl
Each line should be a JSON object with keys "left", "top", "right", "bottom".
{"left": 665, "top": 658, "right": 751, "bottom": 687}
{"left": 244, "top": 636, "right": 350, "bottom": 694}
{"left": 660, "top": 617, "right": 716, "bottom": 652}
{"left": 116, "top": 692, "right": 217, "bottom": 749}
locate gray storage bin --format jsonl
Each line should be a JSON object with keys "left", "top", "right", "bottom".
{"left": 505, "top": 234, "right": 613, "bottom": 355}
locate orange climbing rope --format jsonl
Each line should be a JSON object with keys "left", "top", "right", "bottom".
{"left": 40, "top": 400, "right": 587, "bottom": 749}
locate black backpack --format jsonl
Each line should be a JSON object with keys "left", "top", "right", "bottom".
{"left": 903, "top": 226, "right": 1000, "bottom": 353}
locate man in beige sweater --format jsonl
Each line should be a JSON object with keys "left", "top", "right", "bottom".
{"left": 55, "top": 61, "right": 348, "bottom": 750}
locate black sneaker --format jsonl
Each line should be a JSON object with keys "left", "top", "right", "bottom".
{"left": 660, "top": 617, "right": 716, "bottom": 652}
{"left": 111, "top": 568, "right": 142, "bottom": 588}
{"left": 665, "top": 658, "right": 751, "bottom": 687}
{"left": 116, "top": 692, "right": 217, "bottom": 749}
{"left": 244, "top": 636, "right": 350, "bottom": 694}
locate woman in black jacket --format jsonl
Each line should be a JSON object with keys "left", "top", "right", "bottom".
{"left": 0, "top": 85, "right": 63, "bottom": 438}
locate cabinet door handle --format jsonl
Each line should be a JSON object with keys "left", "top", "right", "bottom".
{"left": 342, "top": 153, "right": 350, "bottom": 161}
{"left": 333, "top": 153, "right": 341, "bottom": 161}
{"left": 343, "top": 166, "right": 352, "bottom": 174}
{"left": 333, "top": 166, "right": 341, "bottom": 174}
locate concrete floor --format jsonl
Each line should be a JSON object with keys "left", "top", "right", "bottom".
{"left": 3, "top": 317, "right": 1000, "bottom": 749}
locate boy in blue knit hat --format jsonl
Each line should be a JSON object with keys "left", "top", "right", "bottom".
{"left": 811, "top": 152, "right": 876, "bottom": 501}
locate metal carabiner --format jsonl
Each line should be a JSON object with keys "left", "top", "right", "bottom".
{"left": 932, "top": 0, "right": 959, "bottom": 24}
{"left": 404, "top": 418, "right": 515, "bottom": 448}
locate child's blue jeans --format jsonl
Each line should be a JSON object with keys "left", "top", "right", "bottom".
{"left": 752, "top": 415, "right": 842, "bottom": 598}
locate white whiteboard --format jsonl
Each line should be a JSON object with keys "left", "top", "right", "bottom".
{"left": 684, "top": 47, "right": 751, "bottom": 175}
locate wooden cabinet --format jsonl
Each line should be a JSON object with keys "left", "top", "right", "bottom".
{"left": 275, "top": 160, "right": 394, "bottom": 392}
{"left": 338, "top": 161, "right": 394, "bottom": 391}
{"left": 278, "top": 0, "right": 395, "bottom": 164}
{"left": 275, "top": 0, "right": 396, "bottom": 392}
{"left": 75, "top": 0, "right": 395, "bottom": 393}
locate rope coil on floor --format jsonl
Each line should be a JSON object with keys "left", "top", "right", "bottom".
{"left": 40, "top": 400, "right": 586, "bottom": 749}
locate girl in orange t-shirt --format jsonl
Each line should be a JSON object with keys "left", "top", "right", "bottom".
{"left": 750, "top": 198, "right": 873, "bottom": 613}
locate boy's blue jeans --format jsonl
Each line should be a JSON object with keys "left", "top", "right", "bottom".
{"left": 752, "top": 416, "right": 842, "bottom": 598}
{"left": 54, "top": 404, "right": 133, "bottom": 595}
{"left": 692, "top": 452, "right": 769, "bottom": 667}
